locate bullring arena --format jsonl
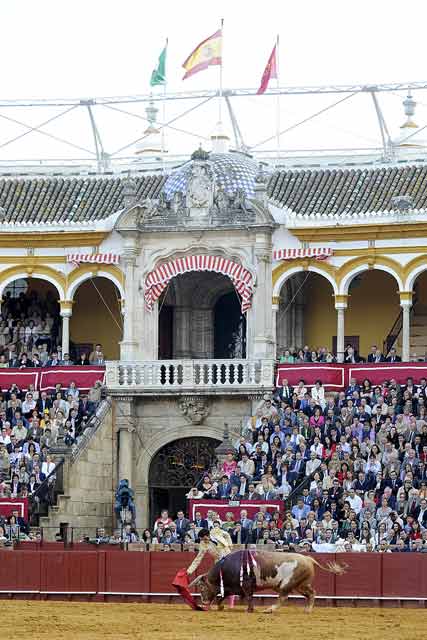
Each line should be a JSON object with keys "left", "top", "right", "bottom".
{"left": 2, "top": 602, "right": 426, "bottom": 640}
{"left": 1, "top": 548, "right": 426, "bottom": 638}
{"left": 2, "top": 4, "right": 427, "bottom": 640}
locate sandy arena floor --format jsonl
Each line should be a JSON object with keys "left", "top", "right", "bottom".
{"left": 1, "top": 601, "right": 426, "bottom": 640}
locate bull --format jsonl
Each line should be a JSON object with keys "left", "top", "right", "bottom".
{"left": 189, "top": 549, "right": 345, "bottom": 613}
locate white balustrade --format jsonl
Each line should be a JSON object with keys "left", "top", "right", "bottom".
{"left": 105, "top": 359, "right": 274, "bottom": 393}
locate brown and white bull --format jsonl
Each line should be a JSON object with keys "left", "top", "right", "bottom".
{"left": 190, "top": 549, "right": 345, "bottom": 613}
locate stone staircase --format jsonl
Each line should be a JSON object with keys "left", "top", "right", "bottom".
{"left": 395, "top": 304, "right": 427, "bottom": 360}
{"left": 39, "top": 398, "right": 114, "bottom": 540}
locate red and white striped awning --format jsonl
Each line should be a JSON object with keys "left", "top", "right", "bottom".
{"left": 145, "top": 255, "right": 255, "bottom": 313}
{"left": 67, "top": 253, "right": 120, "bottom": 266}
{"left": 273, "top": 247, "right": 333, "bottom": 261}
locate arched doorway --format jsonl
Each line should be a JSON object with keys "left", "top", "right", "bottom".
{"left": 276, "top": 272, "right": 335, "bottom": 357}
{"left": 214, "top": 291, "right": 246, "bottom": 359}
{"left": 148, "top": 436, "right": 220, "bottom": 522}
{"left": 1, "top": 277, "right": 60, "bottom": 357}
{"left": 70, "top": 277, "right": 123, "bottom": 360}
{"left": 344, "top": 270, "right": 400, "bottom": 359}
{"left": 158, "top": 271, "right": 247, "bottom": 359}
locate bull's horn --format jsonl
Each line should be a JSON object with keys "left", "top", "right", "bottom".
{"left": 189, "top": 574, "right": 207, "bottom": 589}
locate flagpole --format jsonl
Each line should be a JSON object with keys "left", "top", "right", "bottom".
{"left": 275, "top": 34, "right": 280, "bottom": 159}
{"left": 218, "top": 18, "right": 224, "bottom": 125}
{"left": 161, "top": 38, "right": 168, "bottom": 174}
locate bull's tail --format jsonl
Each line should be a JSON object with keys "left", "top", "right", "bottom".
{"left": 312, "top": 559, "right": 347, "bottom": 575}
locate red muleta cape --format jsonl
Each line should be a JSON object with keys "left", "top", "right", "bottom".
{"left": 172, "top": 569, "right": 206, "bottom": 611}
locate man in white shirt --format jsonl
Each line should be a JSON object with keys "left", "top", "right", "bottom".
{"left": 305, "top": 452, "right": 321, "bottom": 477}
{"left": 237, "top": 453, "right": 255, "bottom": 479}
{"left": 346, "top": 488, "right": 363, "bottom": 514}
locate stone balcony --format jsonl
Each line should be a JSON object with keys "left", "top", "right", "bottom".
{"left": 105, "top": 359, "right": 275, "bottom": 395}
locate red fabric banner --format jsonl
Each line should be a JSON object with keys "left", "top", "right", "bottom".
{"left": 39, "top": 366, "right": 105, "bottom": 392}
{"left": 0, "top": 498, "right": 28, "bottom": 520}
{"left": 0, "top": 366, "right": 105, "bottom": 392}
{"left": 276, "top": 365, "right": 345, "bottom": 390}
{"left": 188, "top": 499, "right": 282, "bottom": 521}
{"left": 276, "top": 362, "right": 427, "bottom": 391}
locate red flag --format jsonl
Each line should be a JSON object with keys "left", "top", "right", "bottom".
{"left": 257, "top": 45, "right": 278, "bottom": 95}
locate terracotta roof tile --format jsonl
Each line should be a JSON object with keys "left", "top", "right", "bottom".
{"left": 0, "top": 174, "right": 166, "bottom": 224}
{"left": 267, "top": 164, "right": 427, "bottom": 216}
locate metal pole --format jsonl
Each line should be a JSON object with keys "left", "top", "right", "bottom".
{"left": 370, "top": 90, "right": 393, "bottom": 160}
{"left": 224, "top": 95, "right": 247, "bottom": 151}
{"left": 275, "top": 34, "right": 280, "bottom": 158}
{"left": 218, "top": 18, "right": 224, "bottom": 124}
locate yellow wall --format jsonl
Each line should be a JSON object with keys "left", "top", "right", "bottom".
{"left": 70, "top": 278, "right": 122, "bottom": 359}
{"left": 303, "top": 274, "right": 335, "bottom": 350}
{"left": 302, "top": 270, "right": 400, "bottom": 357}
{"left": 345, "top": 271, "right": 399, "bottom": 357}
{"left": 415, "top": 270, "right": 427, "bottom": 306}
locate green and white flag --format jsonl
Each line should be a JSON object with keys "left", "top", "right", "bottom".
{"left": 150, "top": 42, "right": 167, "bottom": 87}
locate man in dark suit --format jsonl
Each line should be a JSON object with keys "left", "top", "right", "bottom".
{"left": 291, "top": 453, "right": 305, "bottom": 478}
{"left": 217, "top": 475, "right": 232, "bottom": 499}
{"left": 36, "top": 391, "right": 53, "bottom": 415}
{"left": 384, "top": 470, "right": 402, "bottom": 495}
{"left": 345, "top": 378, "right": 361, "bottom": 397}
{"left": 11, "top": 509, "right": 29, "bottom": 535}
{"left": 367, "top": 345, "right": 385, "bottom": 363}
{"left": 344, "top": 345, "right": 361, "bottom": 363}
{"left": 386, "top": 347, "right": 402, "bottom": 363}
{"left": 45, "top": 351, "right": 61, "bottom": 367}
{"left": 79, "top": 395, "right": 95, "bottom": 418}
{"left": 174, "top": 510, "right": 191, "bottom": 540}
{"left": 246, "top": 483, "right": 259, "bottom": 500}
{"left": 354, "top": 471, "right": 371, "bottom": 494}
{"left": 193, "top": 511, "right": 208, "bottom": 530}
{"left": 230, "top": 523, "right": 249, "bottom": 544}
{"left": 413, "top": 498, "right": 427, "bottom": 527}
{"left": 250, "top": 523, "right": 265, "bottom": 544}
{"left": 278, "top": 379, "right": 294, "bottom": 404}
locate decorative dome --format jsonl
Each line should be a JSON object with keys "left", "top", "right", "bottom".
{"left": 163, "top": 151, "right": 258, "bottom": 201}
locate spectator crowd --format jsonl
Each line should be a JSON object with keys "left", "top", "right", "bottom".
{"left": 0, "top": 375, "right": 102, "bottom": 542}
{"left": 0, "top": 288, "right": 106, "bottom": 366}
{"left": 279, "top": 344, "right": 406, "bottom": 363}
{"left": 138, "top": 374, "right": 427, "bottom": 553}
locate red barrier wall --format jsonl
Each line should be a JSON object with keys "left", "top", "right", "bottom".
{"left": 276, "top": 362, "right": 427, "bottom": 390}
{"left": 0, "top": 551, "right": 426, "bottom": 599}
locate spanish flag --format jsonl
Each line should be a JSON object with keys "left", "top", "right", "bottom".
{"left": 182, "top": 29, "right": 222, "bottom": 80}
{"left": 257, "top": 44, "right": 278, "bottom": 95}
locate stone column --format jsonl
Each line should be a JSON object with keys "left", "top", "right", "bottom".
{"left": 400, "top": 291, "right": 413, "bottom": 362}
{"left": 174, "top": 306, "right": 192, "bottom": 358}
{"left": 119, "top": 235, "right": 139, "bottom": 361}
{"left": 272, "top": 296, "right": 280, "bottom": 358}
{"left": 115, "top": 397, "right": 136, "bottom": 486}
{"left": 252, "top": 236, "right": 274, "bottom": 359}
{"left": 59, "top": 300, "right": 73, "bottom": 356}
{"left": 334, "top": 295, "right": 348, "bottom": 363}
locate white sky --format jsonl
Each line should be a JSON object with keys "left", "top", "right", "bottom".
{"left": 1, "top": 0, "right": 427, "bottom": 163}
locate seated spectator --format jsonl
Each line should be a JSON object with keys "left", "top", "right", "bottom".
{"left": 89, "top": 343, "right": 105, "bottom": 365}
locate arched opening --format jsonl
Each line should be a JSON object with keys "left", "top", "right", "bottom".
{"left": 403, "top": 270, "right": 427, "bottom": 360}
{"left": 158, "top": 271, "right": 247, "bottom": 359}
{"left": 345, "top": 270, "right": 400, "bottom": 359}
{"left": 214, "top": 291, "right": 246, "bottom": 359}
{"left": 0, "top": 278, "right": 60, "bottom": 361}
{"left": 276, "top": 272, "right": 335, "bottom": 358}
{"left": 70, "top": 277, "right": 123, "bottom": 360}
{"left": 148, "top": 436, "right": 220, "bottom": 523}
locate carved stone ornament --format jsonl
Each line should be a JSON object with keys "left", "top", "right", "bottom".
{"left": 178, "top": 396, "right": 211, "bottom": 425}
{"left": 186, "top": 162, "right": 213, "bottom": 210}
